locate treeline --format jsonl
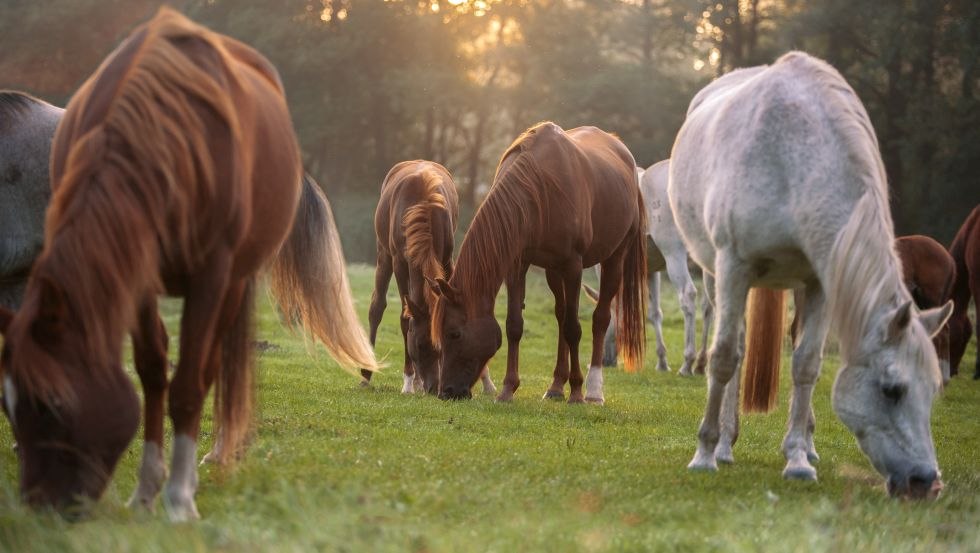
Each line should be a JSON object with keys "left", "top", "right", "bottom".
{"left": 2, "top": 0, "right": 978, "bottom": 261}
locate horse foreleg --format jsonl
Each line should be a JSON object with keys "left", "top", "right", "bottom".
{"left": 364, "top": 248, "right": 393, "bottom": 384}
{"left": 648, "top": 272, "right": 669, "bottom": 372}
{"left": 391, "top": 261, "right": 415, "bottom": 393}
{"left": 499, "top": 263, "right": 529, "bottom": 402}
{"left": 694, "top": 273, "right": 714, "bottom": 376}
{"left": 165, "top": 264, "right": 235, "bottom": 522}
{"left": 781, "top": 281, "right": 829, "bottom": 481}
{"left": 689, "top": 252, "right": 749, "bottom": 471}
{"left": 543, "top": 269, "right": 569, "bottom": 400}
{"left": 127, "top": 296, "right": 170, "bottom": 511}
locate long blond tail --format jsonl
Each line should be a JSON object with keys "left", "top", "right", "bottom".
{"left": 741, "top": 287, "right": 785, "bottom": 413}
{"left": 270, "top": 174, "right": 378, "bottom": 373}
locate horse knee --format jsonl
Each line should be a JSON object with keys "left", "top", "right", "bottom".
{"left": 709, "top": 340, "right": 740, "bottom": 382}
{"left": 369, "top": 293, "right": 387, "bottom": 321}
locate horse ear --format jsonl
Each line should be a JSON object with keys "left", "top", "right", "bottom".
{"left": 435, "top": 278, "right": 461, "bottom": 305}
{"left": 32, "top": 277, "right": 67, "bottom": 344}
{"left": 425, "top": 276, "right": 440, "bottom": 295}
{"left": 918, "top": 300, "right": 953, "bottom": 339}
{"left": 404, "top": 296, "right": 426, "bottom": 320}
{"left": 886, "top": 300, "right": 913, "bottom": 342}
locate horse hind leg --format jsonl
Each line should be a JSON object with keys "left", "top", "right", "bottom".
{"left": 688, "top": 251, "right": 750, "bottom": 471}
{"left": 364, "top": 248, "right": 393, "bottom": 385}
{"left": 648, "top": 272, "right": 669, "bottom": 372}
{"left": 664, "top": 253, "right": 697, "bottom": 375}
{"left": 593, "top": 265, "right": 618, "bottom": 367}
{"left": 585, "top": 254, "right": 625, "bottom": 404}
{"left": 543, "top": 269, "right": 569, "bottom": 400}
{"left": 694, "top": 273, "right": 714, "bottom": 376}
{"left": 781, "top": 281, "right": 829, "bottom": 481}
{"left": 127, "top": 296, "right": 170, "bottom": 511}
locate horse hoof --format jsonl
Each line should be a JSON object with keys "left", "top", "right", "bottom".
{"left": 807, "top": 451, "right": 820, "bottom": 464}
{"left": 783, "top": 465, "right": 818, "bottom": 481}
{"left": 359, "top": 380, "right": 372, "bottom": 389}
{"left": 716, "top": 452, "right": 735, "bottom": 465}
{"left": 568, "top": 396, "right": 586, "bottom": 405}
{"left": 495, "top": 392, "right": 514, "bottom": 403}
{"left": 687, "top": 459, "right": 718, "bottom": 472}
{"left": 678, "top": 369, "right": 693, "bottom": 377}
{"left": 542, "top": 390, "right": 565, "bottom": 401}
{"left": 584, "top": 396, "right": 604, "bottom": 405}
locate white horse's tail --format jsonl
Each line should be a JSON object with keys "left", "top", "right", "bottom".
{"left": 741, "top": 287, "right": 786, "bottom": 413}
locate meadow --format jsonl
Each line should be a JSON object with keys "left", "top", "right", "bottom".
{"left": 0, "top": 264, "right": 977, "bottom": 552}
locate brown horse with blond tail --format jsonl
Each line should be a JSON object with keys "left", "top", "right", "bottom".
{"left": 431, "top": 122, "right": 646, "bottom": 404}
{"left": 365, "top": 160, "right": 495, "bottom": 395}
{"left": 0, "top": 8, "right": 376, "bottom": 520}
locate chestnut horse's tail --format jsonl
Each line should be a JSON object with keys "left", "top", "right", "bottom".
{"left": 741, "top": 288, "right": 786, "bottom": 413}
{"left": 213, "top": 277, "right": 256, "bottom": 464}
{"left": 270, "top": 174, "right": 379, "bottom": 373}
{"left": 616, "top": 213, "right": 647, "bottom": 373}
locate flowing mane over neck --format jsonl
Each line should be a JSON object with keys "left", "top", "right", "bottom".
{"left": 447, "top": 124, "right": 559, "bottom": 316}
{"left": 403, "top": 168, "right": 453, "bottom": 308}
{"left": 806, "top": 51, "right": 910, "bottom": 363}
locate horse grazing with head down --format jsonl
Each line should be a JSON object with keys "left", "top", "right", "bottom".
{"left": 365, "top": 160, "right": 496, "bottom": 395}
{"left": 0, "top": 8, "right": 376, "bottom": 520}
{"left": 0, "top": 91, "right": 63, "bottom": 309}
{"left": 949, "top": 205, "right": 980, "bottom": 379}
{"left": 670, "top": 52, "right": 951, "bottom": 499}
{"left": 431, "top": 122, "right": 646, "bottom": 404}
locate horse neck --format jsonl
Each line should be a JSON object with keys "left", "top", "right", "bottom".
{"left": 41, "top": 193, "right": 161, "bottom": 366}
{"left": 404, "top": 193, "right": 453, "bottom": 310}
{"left": 826, "top": 192, "right": 909, "bottom": 362}
{"left": 451, "top": 190, "right": 532, "bottom": 317}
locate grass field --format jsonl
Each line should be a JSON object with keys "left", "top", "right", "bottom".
{"left": 0, "top": 264, "right": 978, "bottom": 552}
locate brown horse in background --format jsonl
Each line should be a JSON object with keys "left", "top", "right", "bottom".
{"left": 365, "top": 160, "right": 494, "bottom": 395}
{"left": 790, "top": 234, "right": 956, "bottom": 382}
{"left": 949, "top": 205, "right": 980, "bottom": 379}
{"left": 0, "top": 8, "right": 376, "bottom": 520}
{"left": 431, "top": 122, "right": 646, "bottom": 404}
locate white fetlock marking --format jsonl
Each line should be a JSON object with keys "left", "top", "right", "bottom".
{"left": 165, "top": 434, "right": 200, "bottom": 522}
{"left": 401, "top": 374, "right": 415, "bottom": 394}
{"left": 129, "top": 441, "right": 167, "bottom": 510}
{"left": 585, "top": 366, "right": 605, "bottom": 402}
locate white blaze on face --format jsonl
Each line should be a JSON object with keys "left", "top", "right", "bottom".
{"left": 3, "top": 375, "right": 16, "bottom": 427}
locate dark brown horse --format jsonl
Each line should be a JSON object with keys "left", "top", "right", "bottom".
{"left": 430, "top": 122, "right": 646, "bottom": 404}
{"left": 790, "top": 234, "right": 956, "bottom": 382}
{"left": 0, "top": 8, "right": 376, "bottom": 520}
{"left": 365, "top": 160, "right": 477, "bottom": 394}
{"left": 949, "top": 205, "right": 980, "bottom": 379}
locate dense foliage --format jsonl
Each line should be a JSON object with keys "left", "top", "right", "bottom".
{"left": 2, "top": 0, "right": 977, "bottom": 260}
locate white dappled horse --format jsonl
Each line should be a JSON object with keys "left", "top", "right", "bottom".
{"left": 670, "top": 51, "right": 952, "bottom": 499}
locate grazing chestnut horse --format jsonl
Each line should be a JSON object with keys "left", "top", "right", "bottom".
{"left": 431, "top": 122, "right": 646, "bottom": 404}
{"left": 949, "top": 205, "right": 980, "bottom": 379}
{"left": 0, "top": 8, "right": 376, "bottom": 520}
{"left": 365, "top": 160, "right": 495, "bottom": 395}
{"left": 791, "top": 235, "right": 956, "bottom": 383}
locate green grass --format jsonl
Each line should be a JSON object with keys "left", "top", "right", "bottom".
{"left": 1, "top": 264, "right": 978, "bottom": 552}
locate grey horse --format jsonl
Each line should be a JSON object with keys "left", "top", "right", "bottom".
{"left": 0, "top": 91, "right": 62, "bottom": 308}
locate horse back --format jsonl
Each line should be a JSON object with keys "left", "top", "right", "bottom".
{"left": 375, "top": 160, "right": 458, "bottom": 257}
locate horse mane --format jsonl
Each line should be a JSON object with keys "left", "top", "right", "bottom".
{"left": 403, "top": 168, "right": 451, "bottom": 308}
{"left": 10, "top": 8, "right": 250, "bottom": 403}
{"left": 432, "top": 122, "right": 561, "bottom": 342}
{"left": 805, "top": 51, "right": 926, "bottom": 369}
{"left": 0, "top": 91, "right": 43, "bottom": 119}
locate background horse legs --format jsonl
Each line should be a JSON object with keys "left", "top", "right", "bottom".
{"left": 544, "top": 269, "right": 571, "bottom": 400}
{"left": 663, "top": 251, "right": 698, "bottom": 376}
{"left": 782, "top": 281, "right": 828, "bottom": 480}
{"left": 127, "top": 296, "right": 170, "bottom": 511}
{"left": 694, "top": 273, "right": 714, "bottom": 375}
{"left": 689, "top": 251, "right": 749, "bottom": 471}
{"left": 648, "top": 272, "right": 669, "bottom": 371}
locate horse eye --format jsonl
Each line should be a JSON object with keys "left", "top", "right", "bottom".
{"left": 448, "top": 330, "right": 462, "bottom": 340}
{"left": 881, "top": 381, "right": 907, "bottom": 403}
